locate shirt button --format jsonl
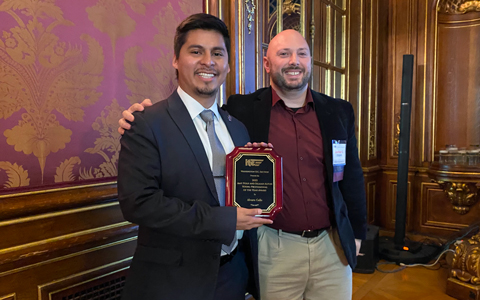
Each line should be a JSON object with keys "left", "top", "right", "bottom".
{"left": 300, "top": 157, "right": 304, "bottom": 160}
{"left": 302, "top": 178, "right": 307, "bottom": 182}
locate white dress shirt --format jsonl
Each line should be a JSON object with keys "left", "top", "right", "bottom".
{"left": 177, "top": 87, "right": 243, "bottom": 254}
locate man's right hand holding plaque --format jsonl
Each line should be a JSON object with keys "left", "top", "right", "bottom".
{"left": 225, "top": 146, "right": 283, "bottom": 220}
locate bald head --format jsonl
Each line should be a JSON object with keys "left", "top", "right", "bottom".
{"left": 264, "top": 30, "right": 311, "bottom": 93}
{"left": 266, "top": 29, "right": 310, "bottom": 59}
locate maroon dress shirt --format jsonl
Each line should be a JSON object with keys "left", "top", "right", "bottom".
{"left": 268, "top": 88, "right": 331, "bottom": 232}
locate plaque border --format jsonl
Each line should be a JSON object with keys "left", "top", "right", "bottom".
{"left": 225, "top": 147, "right": 283, "bottom": 219}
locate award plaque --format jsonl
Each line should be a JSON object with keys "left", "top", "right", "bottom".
{"left": 225, "top": 147, "right": 283, "bottom": 219}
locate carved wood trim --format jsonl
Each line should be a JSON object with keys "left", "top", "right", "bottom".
{"left": 245, "top": 0, "right": 256, "bottom": 34}
{"left": 450, "top": 233, "right": 480, "bottom": 285}
{"left": 0, "top": 222, "right": 137, "bottom": 268}
{"left": 428, "top": 163, "right": 480, "bottom": 215}
{"left": 0, "top": 294, "right": 15, "bottom": 300}
{"left": 436, "top": 181, "right": 479, "bottom": 214}
{"left": 0, "top": 182, "right": 118, "bottom": 221}
{"left": 369, "top": 107, "right": 377, "bottom": 159}
{"left": 393, "top": 113, "right": 401, "bottom": 156}
{"left": 0, "top": 236, "right": 137, "bottom": 277}
{"left": 438, "top": 0, "right": 480, "bottom": 14}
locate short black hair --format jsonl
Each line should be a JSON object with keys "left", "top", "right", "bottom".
{"left": 174, "top": 13, "right": 231, "bottom": 61}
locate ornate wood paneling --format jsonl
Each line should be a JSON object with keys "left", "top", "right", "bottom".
{"left": 384, "top": 0, "right": 418, "bottom": 165}
{"left": 416, "top": 0, "right": 436, "bottom": 165}
{"left": 0, "top": 184, "right": 136, "bottom": 299}
{"left": 223, "top": 0, "right": 259, "bottom": 98}
{"left": 357, "top": 0, "right": 380, "bottom": 165}
{"left": 364, "top": 168, "right": 380, "bottom": 224}
{"left": 1, "top": 240, "right": 135, "bottom": 299}
{"left": 376, "top": 0, "right": 424, "bottom": 233}
{"left": 0, "top": 182, "right": 118, "bottom": 221}
{"left": 374, "top": 0, "right": 480, "bottom": 238}
{"left": 419, "top": 180, "right": 474, "bottom": 232}
{"left": 386, "top": 172, "right": 414, "bottom": 231}
{"left": 38, "top": 259, "right": 130, "bottom": 300}
{"left": 434, "top": 11, "right": 480, "bottom": 151}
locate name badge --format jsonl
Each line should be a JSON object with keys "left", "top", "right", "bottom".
{"left": 332, "top": 140, "right": 346, "bottom": 182}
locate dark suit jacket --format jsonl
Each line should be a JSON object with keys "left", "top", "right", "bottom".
{"left": 224, "top": 87, "right": 367, "bottom": 268}
{"left": 118, "top": 91, "right": 259, "bottom": 300}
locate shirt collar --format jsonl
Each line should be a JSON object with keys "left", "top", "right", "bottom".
{"left": 177, "top": 86, "right": 221, "bottom": 121}
{"left": 271, "top": 86, "right": 314, "bottom": 108}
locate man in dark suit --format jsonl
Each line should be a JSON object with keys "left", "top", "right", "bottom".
{"left": 117, "top": 13, "right": 272, "bottom": 300}
{"left": 119, "top": 29, "right": 366, "bottom": 300}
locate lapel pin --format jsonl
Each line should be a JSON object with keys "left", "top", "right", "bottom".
{"left": 228, "top": 115, "right": 232, "bottom": 121}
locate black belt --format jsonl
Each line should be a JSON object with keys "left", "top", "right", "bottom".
{"left": 220, "top": 247, "right": 237, "bottom": 266}
{"left": 282, "top": 228, "right": 328, "bottom": 238}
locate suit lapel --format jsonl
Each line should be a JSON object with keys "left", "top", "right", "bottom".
{"left": 252, "top": 88, "right": 272, "bottom": 142}
{"left": 312, "top": 90, "right": 334, "bottom": 187}
{"left": 218, "top": 107, "right": 243, "bottom": 147}
{"left": 166, "top": 91, "right": 219, "bottom": 204}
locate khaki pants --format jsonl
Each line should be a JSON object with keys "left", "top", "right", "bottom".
{"left": 257, "top": 226, "right": 352, "bottom": 300}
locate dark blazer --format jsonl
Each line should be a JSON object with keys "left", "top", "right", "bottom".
{"left": 224, "top": 87, "right": 367, "bottom": 268}
{"left": 118, "top": 91, "right": 259, "bottom": 300}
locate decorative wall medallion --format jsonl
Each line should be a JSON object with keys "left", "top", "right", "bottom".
{"left": 437, "top": 181, "right": 479, "bottom": 214}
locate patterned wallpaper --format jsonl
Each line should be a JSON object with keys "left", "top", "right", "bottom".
{"left": 0, "top": 0, "right": 202, "bottom": 193}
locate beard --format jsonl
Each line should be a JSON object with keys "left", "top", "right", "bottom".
{"left": 195, "top": 85, "right": 218, "bottom": 97}
{"left": 271, "top": 67, "right": 311, "bottom": 91}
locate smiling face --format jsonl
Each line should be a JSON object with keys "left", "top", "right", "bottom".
{"left": 172, "top": 29, "right": 230, "bottom": 106}
{"left": 264, "top": 30, "right": 311, "bottom": 93}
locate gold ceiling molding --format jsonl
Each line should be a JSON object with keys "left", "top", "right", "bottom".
{"left": 438, "top": 0, "right": 480, "bottom": 14}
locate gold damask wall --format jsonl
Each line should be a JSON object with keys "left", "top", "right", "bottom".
{"left": 0, "top": 0, "right": 201, "bottom": 193}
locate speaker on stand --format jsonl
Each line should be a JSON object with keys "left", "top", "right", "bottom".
{"left": 378, "top": 54, "right": 441, "bottom": 264}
